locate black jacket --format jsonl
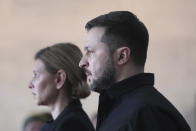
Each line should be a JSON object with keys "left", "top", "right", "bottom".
{"left": 42, "top": 100, "right": 95, "bottom": 131}
{"left": 96, "top": 73, "right": 191, "bottom": 131}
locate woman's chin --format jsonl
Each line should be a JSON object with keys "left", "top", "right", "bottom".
{"left": 36, "top": 101, "right": 47, "bottom": 106}
{"left": 35, "top": 100, "right": 43, "bottom": 106}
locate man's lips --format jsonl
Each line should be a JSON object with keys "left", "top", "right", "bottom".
{"left": 84, "top": 69, "right": 92, "bottom": 76}
{"left": 84, "top": 70, "right": 92, "bottom": 83}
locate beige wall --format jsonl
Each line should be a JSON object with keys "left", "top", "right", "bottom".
{"left": 0, "top": 0, "right": 195, "bottom": 130}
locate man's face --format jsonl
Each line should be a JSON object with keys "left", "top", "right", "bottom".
{"left": 79, "top": 27, "right": 116, "bottom": 92}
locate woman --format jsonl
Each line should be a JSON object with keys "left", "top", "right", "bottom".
{"left": 29, "top": 43, "right": 95, "bottom": 131}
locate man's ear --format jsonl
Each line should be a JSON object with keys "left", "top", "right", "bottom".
{"left": 115, "top": 47, "right": 130, "bottom": 65}
{"left": 55, "top": 69, "right": 66, "bottom": 90}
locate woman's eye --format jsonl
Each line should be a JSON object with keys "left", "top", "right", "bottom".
{"left": 34, "top": 73, "right": 40, "bottom": 78}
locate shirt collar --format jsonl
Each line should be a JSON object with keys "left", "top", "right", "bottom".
{"left": 101, "top": 73, "right": 154, "bottom": 100}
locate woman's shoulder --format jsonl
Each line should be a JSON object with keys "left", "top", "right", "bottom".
{"left": 54, "top": 100, "right": 95, "bottom": 131}
{"left": 56, "top": 113, "right": 95, "bottom": 131}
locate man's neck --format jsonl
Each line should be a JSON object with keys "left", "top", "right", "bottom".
{"left": 115, "top": 65, "right": 144, "bottom": 82}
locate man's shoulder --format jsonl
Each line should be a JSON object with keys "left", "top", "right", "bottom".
{"left": 99, "top": 86, "right": 191, "bottom": 131}
{"left": 98, "top": 86, "right": 155, "bottom": 130}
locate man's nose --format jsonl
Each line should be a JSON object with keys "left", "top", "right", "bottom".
{"left": 79, "top": 56, "right": 89, "bottom": 69}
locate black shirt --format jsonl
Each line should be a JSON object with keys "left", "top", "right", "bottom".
{"left": 96, "top": 73, "right": 191, "bottom": 131}
{"left": 42, "top": 99, "right": 95, "bottom": 131}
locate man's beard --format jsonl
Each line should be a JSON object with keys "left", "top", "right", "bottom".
{"left": 90, "top": 58, "right": 116, "bottom": 92}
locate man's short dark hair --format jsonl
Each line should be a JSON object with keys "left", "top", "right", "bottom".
{"left": 85, "top": 11, "right": 149, "bottom": 66}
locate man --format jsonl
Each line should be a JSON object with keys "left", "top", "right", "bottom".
{"left": 79, "top": 11, "right": 191, "bottom": 131}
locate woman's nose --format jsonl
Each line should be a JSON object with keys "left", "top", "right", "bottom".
{"left": 28, "top": 81, "right": 34, "bottom": 89}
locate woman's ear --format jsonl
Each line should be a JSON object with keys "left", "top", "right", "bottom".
{"left": 55, "top": 69, "right": 66, "bottom": 90}
{"left": 115, "top": 47, "right": 131, "bottom": 65}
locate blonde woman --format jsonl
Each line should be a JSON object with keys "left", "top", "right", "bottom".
{"left": 29, "top": 43, "right": 95, "bottom": 131}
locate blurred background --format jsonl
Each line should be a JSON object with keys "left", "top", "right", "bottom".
{"left": 0, "top": 0, "right": 195, "bottom": 130}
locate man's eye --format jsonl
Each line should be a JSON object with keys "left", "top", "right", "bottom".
{"left": 87, "top": 50, "right": 94, "bottom": 54}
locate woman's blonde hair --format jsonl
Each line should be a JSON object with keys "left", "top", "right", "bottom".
{"left": 35, "top": 43, "right": 90, "bottom": 99}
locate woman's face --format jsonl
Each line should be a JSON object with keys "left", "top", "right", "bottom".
{"left": 29, "top": 59, "right": 58, "bottom": 106}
